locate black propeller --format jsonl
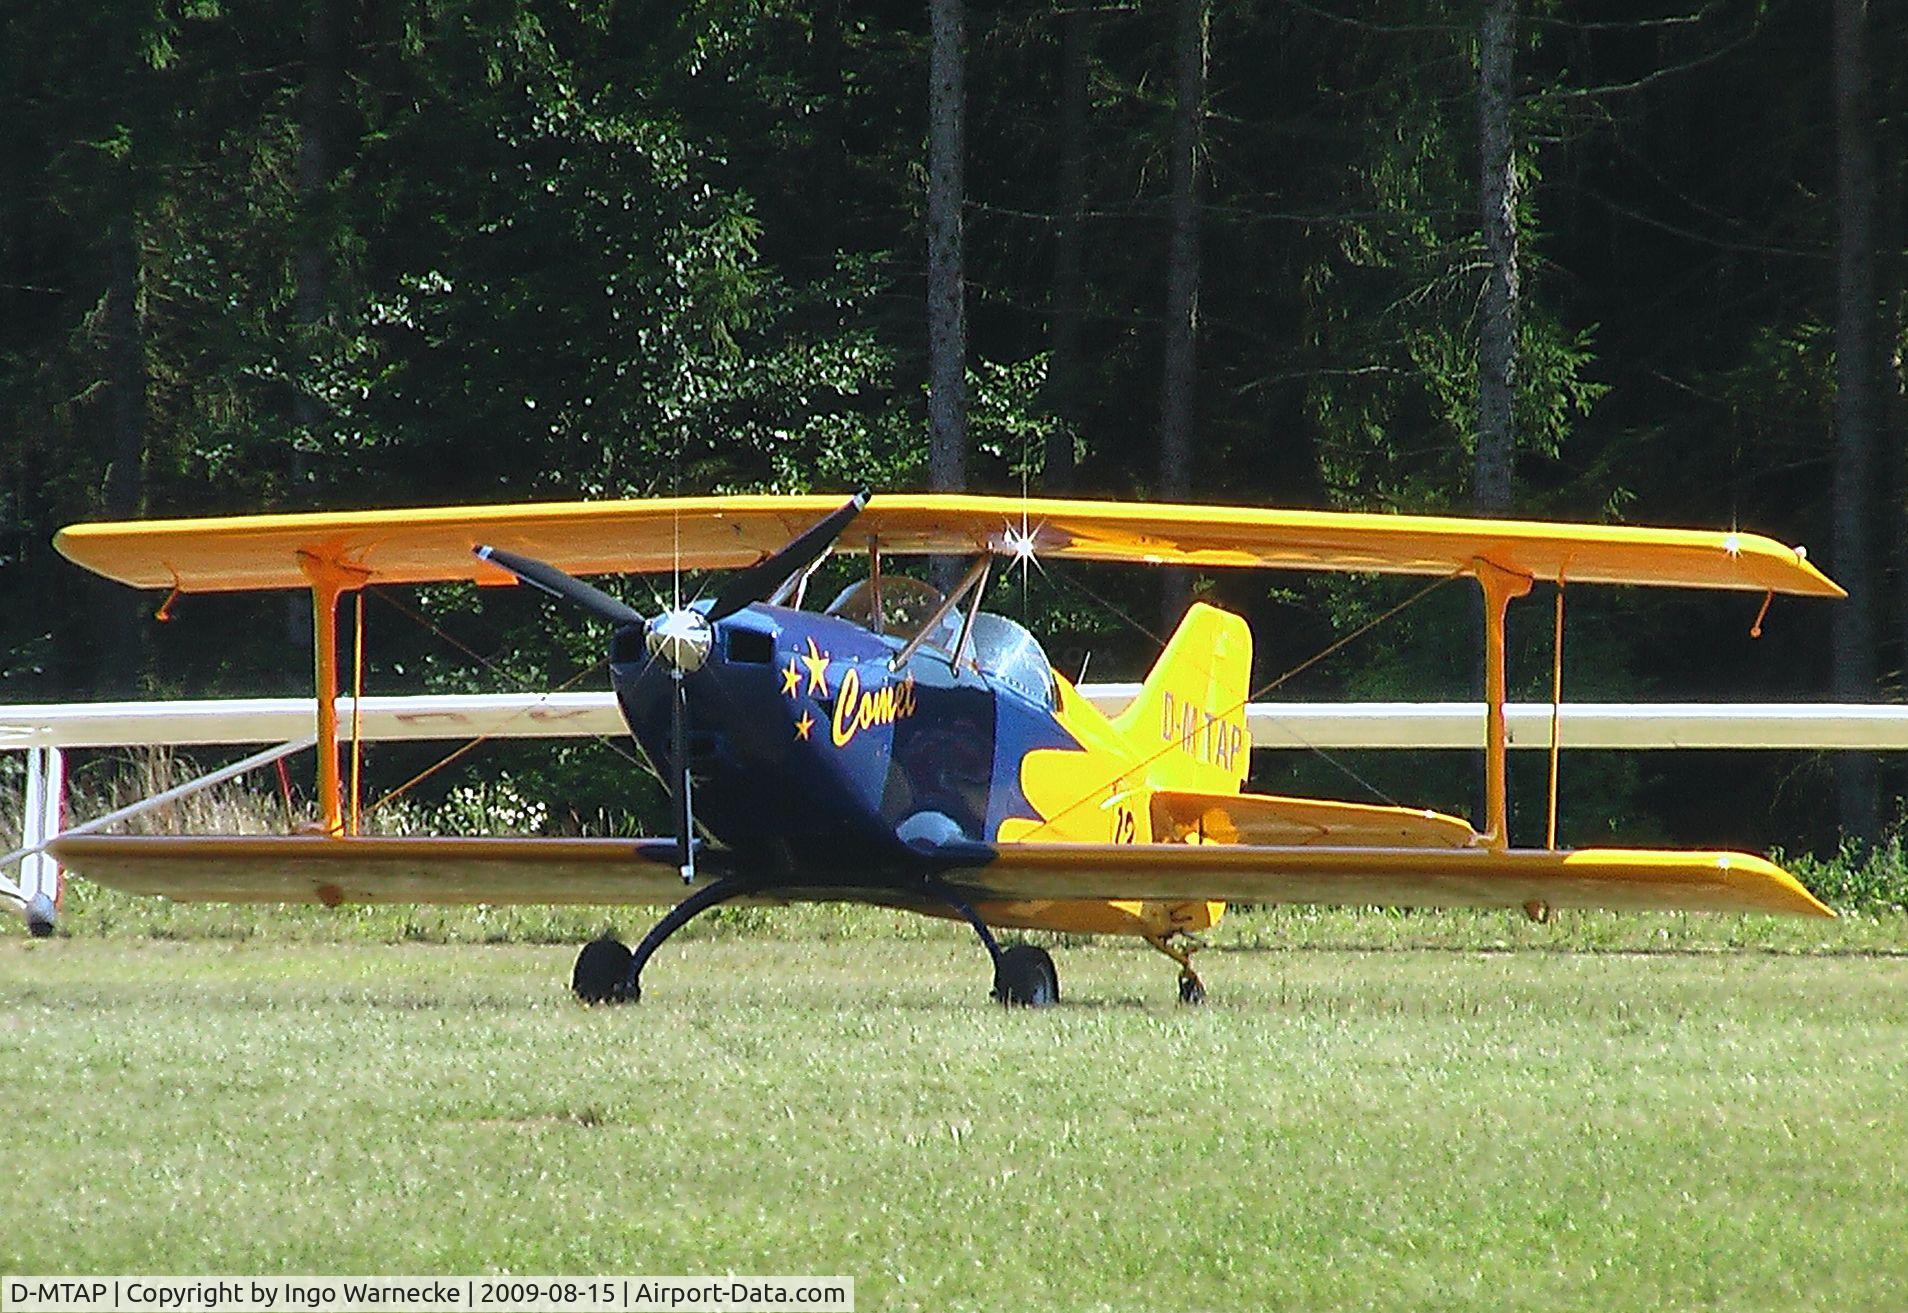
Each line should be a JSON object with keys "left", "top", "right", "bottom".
{"left": 473, "top": 546, "right": 644, "bottom": 627}
{"left": 671, "top": 674, "right": 693, "bottom": 875}
{"left": 708, "top": 489, "right": 869, "bottom": 621}
{"left": 472, "top": 491, "right": 870, "bottom": 884}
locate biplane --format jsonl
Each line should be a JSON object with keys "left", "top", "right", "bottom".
{"left": 46, "top": 493, "right": 1838, "bottom": 1006}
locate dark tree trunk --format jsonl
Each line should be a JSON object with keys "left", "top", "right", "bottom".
{"left": 1472, "top": 0, "right": 1520, "bottom": 833}
{"left": 1890, "top": 147, "right": 1908, "bottom": 717}
{"left": 100, "top": 211, "right": 148, "bottom": 692}
{"left": 1831, "top": 0, "right": 1880, "bottom": 843}
{"left": 1881, "top": 5, "right": 1907, "bottom": 824}
{"left": 1043, "top": 2, "right": 1090, "bottom": 493}
{"left": 292, "top": 0, "right": 339, "bottom": 481}
{"left": 1158, "top": 0, "right": 1207, "bottom": 626}
{"left": 811, "top": 0, "right": 849, "bottom": 269}
{"left": 1886, "top": 100, "right": 1907, "bottom": 708}
{"left": 926, "top": 0, "right": 968, "bottom": 495}
{"left": 288, "top": 0, "right": 340, "bottom": 646}
{"left": 1474, "top": 0, "right": 1517, "bottom": 517}
{"left": 104, "top": 218, "right": 147, "bottom": 522}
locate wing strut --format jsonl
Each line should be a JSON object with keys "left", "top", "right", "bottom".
{"left": 297, "top": 552, "right": 370, "bottom": 837}
{"left": 1546, "top": 580, "right": 1565, "bottom": 850}
{"left": 1475, "top": 559, "right": 1532, "bottom": 850}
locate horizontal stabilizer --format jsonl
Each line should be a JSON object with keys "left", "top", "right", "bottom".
{"left": 1151, "top": 789, "right": 1478, "bottom": 848}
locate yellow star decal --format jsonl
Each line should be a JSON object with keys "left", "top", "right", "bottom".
{"left": 799, "top": 637, "right": 831, "bottom": 696}
{"left": 794, "top": 711, "right": 815, "bottom": 741}
{"left": 779, "top": 655, "right": 801, "bottom": 698}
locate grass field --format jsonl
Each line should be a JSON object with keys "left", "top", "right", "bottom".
{"left": 6, "top": 903, "right": 1908, "bottom": 1311}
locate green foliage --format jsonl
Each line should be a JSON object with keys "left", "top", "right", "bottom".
{"left": 1785, "top": 836, "right": 1908, "bottom": 915}
{"left": 971, "top": 354, "right": 1066, "bottom": 480}
{"left": 1296, "top": 8, "right": 1609, "bottom": 517}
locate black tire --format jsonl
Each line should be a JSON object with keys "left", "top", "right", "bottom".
{"left": 1178, "top": 974, "right": 1206, "bottom": 1006}
{"left": 24, "top": 893, "right": 56, "bottom": 938}
{"left": 993, "top": 944, "right": 1060, "bottom": 1007}
{"left": 572, "top": 935, "right": 635, "bottom": 1004}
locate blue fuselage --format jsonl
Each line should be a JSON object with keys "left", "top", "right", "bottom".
{"left": 610, "top": 604, "right": 1073, "bottom": 882}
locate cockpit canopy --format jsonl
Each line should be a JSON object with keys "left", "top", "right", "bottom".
{"left": 824, "top": 577, "right": 1056, "bottom": 708}
{"left": 825, "top": 577, "right": 949, "bottom": 639}
{"left": 964, "top": 612, "right": 1057, "bottom": 706}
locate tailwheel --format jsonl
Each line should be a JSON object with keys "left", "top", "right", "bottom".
{"left": 24, "top": 893, "right": 56, "bottom": 938}
{"left": 572, "top": 934, "right": 635, "bottom": 1004}
{"left": 993, "top": 944, "right": 1060, "bottom": 1007}
{"left": 1150, "top": 934, "right": 1207, "bottom": 1006}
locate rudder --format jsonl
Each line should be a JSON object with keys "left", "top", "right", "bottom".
{"left": 1111, "top": 602, "right": 1252, "bottom": 794}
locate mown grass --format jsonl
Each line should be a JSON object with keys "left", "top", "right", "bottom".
{"left": 9, "top": 768, "right": 1908, "bottom": 1306}
{"left": 5, "top": 914, "right": 1908, "bottom": 1310}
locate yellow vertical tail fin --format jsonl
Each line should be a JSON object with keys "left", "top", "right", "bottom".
{"left": 1111, "top": 602, "right": 1253, "bottom": 794}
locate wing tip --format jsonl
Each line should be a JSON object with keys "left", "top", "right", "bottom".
{"left": 1735, "top": 532, "right": 1845, "bottom": 598}
{"left": 1803, "top": 563, "right": 1849, "bottom": 599}
{"left": 1720, "top": 851, "right": 1837, "bottom": 918}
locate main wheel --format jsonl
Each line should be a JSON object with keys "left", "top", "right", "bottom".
{"left": 1178, "top": 973, "right": 1206, "bottom": 1006}
{"left": 993, "top": 944, "right": 1060, "bottom": 1007}
{"left": 572, "top": 935, "right": 635, "bottom": 1004}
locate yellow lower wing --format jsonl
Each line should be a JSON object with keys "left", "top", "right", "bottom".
{"left": 51, "top": 833, "right": 1832, "bottom": 919}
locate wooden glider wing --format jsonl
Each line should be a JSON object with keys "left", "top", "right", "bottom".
{"left": 947, "top": 843, "right": 1833, "bottom": 918}
{"left": 56, "top": 493, "right": 1841, "bottom": 596}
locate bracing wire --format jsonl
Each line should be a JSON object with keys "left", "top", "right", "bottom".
{"left": 362, "top": 658, "right": 613, "bottom": 817}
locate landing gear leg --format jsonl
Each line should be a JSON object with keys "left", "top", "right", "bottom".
{"left": 571, "top": 875, "right": 759, "bottom": 1004}
{"left": 920, "top": 877, "right": 1058, "bottom": 1007}
{"left": 1149, "top": 934, "right": 1206, "bottom": 1005}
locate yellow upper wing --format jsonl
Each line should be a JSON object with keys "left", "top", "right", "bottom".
{"left": 55, "top": 493, "right": 1841, "bottom": 596}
